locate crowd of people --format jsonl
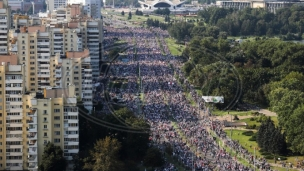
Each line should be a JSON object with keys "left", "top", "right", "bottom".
{"left": 99, "top": 21, "right": 301, "bottom": 171}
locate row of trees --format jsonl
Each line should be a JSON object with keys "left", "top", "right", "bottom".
{"left": 154, "top": 8, "right": 171, "bottom": 15}
{"left": 256, "top": 118, "right": 287, "bottom": 159}
{"left": 135, "top": 9, "right": 143, "bottom": 16}
{"left": 146, "top": 18, "right": 168, "bottom": 30}
{"left": 198, "top": 6, "right": 304, "bottom": 38}
{"left": 182, "top": 34, "right": 304, "bottom": 153}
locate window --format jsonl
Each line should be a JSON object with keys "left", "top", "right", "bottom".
{"left": 54, "top": 116, "right": 60, "bottom": 120}
{"left": 43, "top": 117, "right": 47, "bottom": 122}
{"left": 54, "top": 139, "right": 60, "bottom": 143}
{"left": 55, "top": 131, "right": 60, "bottom": 135}
{"left": 43, "top": 125, "right": 47, "bottom": 129}
{"left": 54, "top": 124, "right": 60, "bottom": 128}
{"left": 54, "top": 109, "right": 60, "bottom": 113}
{"left": 44, "top": 132, "right": 47, "bottom": 137}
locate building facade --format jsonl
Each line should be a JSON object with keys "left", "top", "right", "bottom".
{"left": 216, "top": 0, "right": 304, "bottom": 12}
{"left": 0, "top": 1, "right": 98, "bottom": 170}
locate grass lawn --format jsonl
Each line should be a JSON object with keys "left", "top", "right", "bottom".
{"left": 225, "top": 129, "right": 304, "bottom": 170}
{"left": 237, "top": 116, "right": 279, "bottom": 127}
{"left": 212, "top": 110, "right": 251, "bottom": 116}
{"left": 224, "top": 129, "right": 261, "bottom": 157}
{"left": 165, "top": 38, "right": 185, "bottom": 56}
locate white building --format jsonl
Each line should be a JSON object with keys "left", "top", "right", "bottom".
{"left": 8, "top": 0, "right": 23, "bottom": 11}
{"left": 138, "top": 0, "right": 186, "bottom": 11}
{"left": 48, "top": 0, "right": 67, "bottom": 12}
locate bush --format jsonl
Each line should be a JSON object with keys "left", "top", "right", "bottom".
{"left": 242, "top": 131, "right": 254, "bottom": 136}
{"left": 249, "top": 134, "right": 256, "bottom": 141}
{"left": 233, "top": 115, "right": 239, "bottom": 120}
{"left": 265, "top": 155, "right": 273, "bottom": 159}
{"left": 250, "top": 117, "right": 255, "bottom": 121}
{"left": 246, "top": 124, "right": 256, "bottom": 129}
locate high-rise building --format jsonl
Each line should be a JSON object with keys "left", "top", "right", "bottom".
{"left": 28, "top": 85, "right": 79, "bottom": 171}
{"left": 0, "top": 2, "right": 101, "bottom": 170}
{"left": 0, "top": 0, "right": 11, "bottom": 55}
{"left": 0, "top": 55, "right": 25, "bottom": 171}
{"left": 8, "top": 21, "right": 95, "bottom": 110}
{"left": 0, "top": 55, "right": 79, "bottom": 171}
{"left": 48, "top": 0, "right": 67, "bottom": 12}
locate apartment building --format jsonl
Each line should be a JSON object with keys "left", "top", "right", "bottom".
{"left": 48, "top": 0, "right": 67, "bottom": 12}
{"left": 28, "top": 85, "right": 79, "bottom": 171}
{"left": 42, "top": 4, "right": 103, "bottom": 78}
{"left": 18, "top": 4, "right": 103, "bottom": 78}
{"left": 53, "top": 49, "right": 93, "bottom": 110}
{"left": 0, "top": 55, "right": 26, "bottom": 171}
{"left": 8, "top": 23, "right": 93, "bottom": 110}
{"left": 0, "top": 0, "right": 11, "bottom": 55}
{"left": 0, "top": 54, "right": 79, "bottom": 171}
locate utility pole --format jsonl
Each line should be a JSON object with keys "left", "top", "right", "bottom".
{"left": 254, "top": 147, "right": 256, "bottom": 171}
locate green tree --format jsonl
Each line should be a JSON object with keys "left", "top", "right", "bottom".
{"left": 121, "top": 11, "right": 125, "bottom": 16}
{"left": 83, "top": 137, "right": 124, "bottom": 171}
{"left": 128, "top": 11, "right": 132, "bottom": 20}
{"left": 39, "top": 143, "right": 66, "bottom": 171}
{"left": 143, "top": 148, "right": 165, "bottom": 169}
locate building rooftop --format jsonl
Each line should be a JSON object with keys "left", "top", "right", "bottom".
{"left": 66, "top": 49, "right": 90, "bottom": 58}
{"left": 0, "top": 54, "right": 18, "bottom": 65}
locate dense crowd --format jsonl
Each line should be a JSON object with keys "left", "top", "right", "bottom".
{"left": 99, "top": 23, "right": 300, "bottom": 171}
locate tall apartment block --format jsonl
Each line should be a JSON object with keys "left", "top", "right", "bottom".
{"left": 0, "top": 54, "right": 79, "bottom": 171}
{"left": 8, "top": 13, "right": 99, "bottom": 110}
{"left": 0, "top": 1, "right": 98, "bottom": 170}
{"left": 28, "top": 85, "right": 79, "bottom": 171}
{"left": 0, "top": 0, "right": 10, "bottom": 55}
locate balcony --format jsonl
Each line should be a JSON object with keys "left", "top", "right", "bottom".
{"left": 5, "top": 79, "right": 22, "bottom": 84}
{"left": 27, "top": 133, "right": 37, "bottom": 139}
{"left": 29, "top": 141, "right": 37, "bottom": 147}
{"left": 37, "top": 48, "right": 50, "bottom": 51}
{"left": 6, "top": 101, "right": 23, "bottom": 105}
{"left": 28, "top": 147, "right": 38, "bottom": 154}
{"left": 38, "top": 53, "right": 50, "bottom": 56}
{"left": 66, "top": 97, "right": 77, "bottom": 104}
{"left": 28, "top": 127, "right": 37, "bottom": 132}
{"left": 39, "top": 64, "right": 50, "bottom": 67}
{"left": 37, "top": 80, "right": 50, "bottom": 83}
{"left": 28, "top": 155, "right": 37, "bottom": 162}
{"left": 37, "top": 42, "right": 50, "bottom": 46}
{"left": 7, "top": 108, "right": 23, "bottom": 113}
{"left": 37, "top": 58, "right": 50, "bottom": 62}
{"left": 64, "top": 112, "right": 78, "bottom": 116}
{"left": 28, "top": 162, "right": 38, "bottom": 169}
{"left": 5, "top": 87, "right": 23, "bottom": 91}
{"left": 38, "top": 74, "right": 50, "bottom": 78}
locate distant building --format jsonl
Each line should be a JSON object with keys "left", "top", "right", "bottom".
{"left": 216, "top": 0, "right": 304, "bottom": 12}
{"left": 22, "top": 0, "right": 45, "bottom": 13}
{"left": 8, "top": 0, "right": 24, "bottom": 11}
{"left": 138, "top": 0, "right": 186, "bottom": 11}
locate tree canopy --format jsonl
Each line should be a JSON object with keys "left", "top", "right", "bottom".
{"left": 39, "top": 143, "right": 66, "bottom": 171}
{"left": 83, "top": 137, "right": 124, "bottom": 171}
